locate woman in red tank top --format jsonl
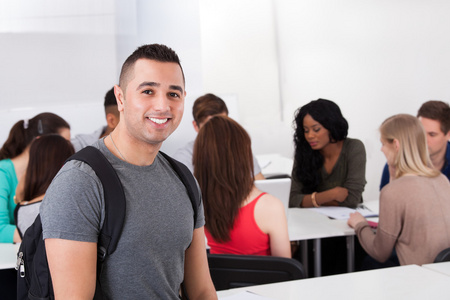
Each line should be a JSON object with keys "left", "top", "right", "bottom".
{"left": 193, "top": 116, "right": 290, "bottom": 257}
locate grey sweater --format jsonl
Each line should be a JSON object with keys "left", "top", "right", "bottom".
{"left": 355, "top": 174, "right": 450, "bottom": 265}
{"left": 289, "top": 138, "right": 367, "bottom": 208}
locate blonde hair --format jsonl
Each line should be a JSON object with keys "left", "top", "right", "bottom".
{"left": 380, "top": 114, "right": 440, "bottom": 179}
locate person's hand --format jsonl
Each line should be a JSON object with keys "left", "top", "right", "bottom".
{"left": 333, "top": 187, "right": 348, "bottom": 203}
{"left": 347, "top": 212, "right": 365, "bottom": 228}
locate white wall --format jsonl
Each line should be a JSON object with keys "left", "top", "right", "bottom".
{"left": 274, "top": 0, "right": 450, "bottom": 200}
{"left": 0, "top": 0, "right": 117, "bottom": 143}
{"left": 199, "top": 0, "right": 450, "bottom": 201}
{"left": 199, "top": 0, "right": 294, "bottom": 160}
{"left": 0, "top": 0, "right": 205, "bottom": 156}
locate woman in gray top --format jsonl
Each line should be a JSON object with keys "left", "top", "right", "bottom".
{"left": 289, "top": 99, "right": 366, "bottom": 208}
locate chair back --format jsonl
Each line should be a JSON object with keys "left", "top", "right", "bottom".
{"left": 434, "top": 247, "right": 450, "bottom": 263}
{"left": 207, "top": 254, "right": 305, "bottom": 291}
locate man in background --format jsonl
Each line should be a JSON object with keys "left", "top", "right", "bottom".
{"left": 380, "top": 100, "right": 450, "bottom": 189}
{"left": 173, "top": 93, "right": 265, "bottom": 180}
{"left": 71, "top": 87, "right": 120, "bottom": 151}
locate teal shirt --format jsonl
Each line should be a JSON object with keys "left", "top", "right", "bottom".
{"left": 0, "top": 159, "right": 18, "bottom": 243}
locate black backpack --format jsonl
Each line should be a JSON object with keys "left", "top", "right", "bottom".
{"left": 16, "top": 146, "right": 200, "bottom": 300}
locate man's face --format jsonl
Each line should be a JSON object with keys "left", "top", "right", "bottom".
{"left": 117, "top": 59, "right": 185, "bottom": 146}
{"left": 419, "top": 117, "right": 450, "bottom": 158}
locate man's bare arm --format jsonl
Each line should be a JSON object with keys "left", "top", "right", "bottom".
{"left": 183, "top": 227, "right": 217, "bottom": 300}
{"left": 46, "top": 238, "right": 97, "bottom": 300}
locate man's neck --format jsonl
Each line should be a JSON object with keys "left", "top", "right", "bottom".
{"left": 101, "top": 126, "right": 113, "bottom": 139}
{"left": 430, "top": 148, "right": 446, "bottom": 172}
{"left": 105, "top": 130, "right": 161, "bottom": 166}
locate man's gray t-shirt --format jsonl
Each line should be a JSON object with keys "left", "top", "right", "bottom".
{"left": 40, "top": 139, "right": 205, "bottom": 299}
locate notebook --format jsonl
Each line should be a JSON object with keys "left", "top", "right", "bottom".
{"left": 254, "top": 178, "right": 291, "bottom": 218}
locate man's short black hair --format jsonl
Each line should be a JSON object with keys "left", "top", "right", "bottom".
{"left": 119, "top": 44, "right": 184, "bottom": 91}
{"left": 104, "top": 87, "right": 117, "bottom": 108}
{"left": 417, "top": 100, "right": 450, "bottom": 134}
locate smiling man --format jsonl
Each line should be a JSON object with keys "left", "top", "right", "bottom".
{"left": 41, "top": 44, "right": 217, "bottom": 299}
{"left": 380, "top": 100, "right": 450, "bottom": 189}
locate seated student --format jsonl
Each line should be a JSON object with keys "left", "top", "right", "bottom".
{"left": 173, "top": 93, "right": 264, "bottom": 179}
{"left": 0, "top": 112, "right": 70, "bottom": 243}
{"left": 193, "top": 116, "right": 290, "bottom": 257}
{"left": 380, "top": 100, "right": 450, "bottom": 189}
{"left": 14, "top": 134, "right": 75, "bottom": 238}
{"left": 71, "top": 87, "right": 120, "bottom": 152}
{"left": 348, "top": 114, "right": 450, "bottom": 266}
{"left": 289, "top": 99, "right": 366, "bottom": 208}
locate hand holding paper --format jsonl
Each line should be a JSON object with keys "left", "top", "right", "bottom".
{"left": 347, "top": 211, "right": 366, "bottom": 228}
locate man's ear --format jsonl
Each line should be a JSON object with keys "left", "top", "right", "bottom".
{"left": 114, "top": 85, "right": 124, "bottom": 112}
{"left": 193, "top": 120, "right": 200, "bottom": 133}
{"left": 106, "top": 112, "right": 120, "bottom": 130}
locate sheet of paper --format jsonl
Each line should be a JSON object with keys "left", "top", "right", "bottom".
{"left": 219, "top": 291, "right": 274, "bottom": 300}
{"left": 307, "top": 206, "right": 378, "bottom": 220}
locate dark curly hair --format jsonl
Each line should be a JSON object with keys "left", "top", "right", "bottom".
{"left": 293, "top": 99, "right": 348, "bottom": 193}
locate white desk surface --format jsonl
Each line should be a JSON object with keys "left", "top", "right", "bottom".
{"left": 422, "top": 261, "right": 450, "bottom": 276}
{"left": 286, "top": 200, "right": 380, "bottom": 277}
{"left": 0, "top": 243, "right": 19, "bottom": 270}
{"left": 288, "top": 208, "right": 351, "bottom": 241}
{"left": 217, "top": 264, "right": 450, "bottom": 300}
{"left": 288, "top": 199, "right": 380, "bottom": 241}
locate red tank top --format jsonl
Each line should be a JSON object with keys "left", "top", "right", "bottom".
{"left": 205, "top": 193, "right": 271, "bottom": 256}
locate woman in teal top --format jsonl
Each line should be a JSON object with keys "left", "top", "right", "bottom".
{"left": 0, "top": 159, "right": 18, "bottom": 242}
{"left": 0, "top": 112, "right": 70, "bottom": 243}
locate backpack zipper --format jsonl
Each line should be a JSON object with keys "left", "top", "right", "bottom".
{"left": 16, "top": 251, "right": 25, "bottom": 277}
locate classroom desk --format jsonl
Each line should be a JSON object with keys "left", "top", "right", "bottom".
{"left": 288, "top": 208, "right": 354, "bottom": 277}
{"left": 422, "top": 261, "right": 450, "bottom": 277}
{"left": 0, "top": 243, "right": 19, "bottom": 270}
{"left": 217, "top": 264, "right": 450, "bottom": 300}
{"left": 288, "top": 200, "right": 379, "bottom": 277}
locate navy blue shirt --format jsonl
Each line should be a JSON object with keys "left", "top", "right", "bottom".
{"left": 380, "top": 141, "right": 450, "bottom": 190}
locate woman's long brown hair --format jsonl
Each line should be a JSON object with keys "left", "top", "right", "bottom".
{"left": 193, "top": 116, "right": 254, "bottom": 242}
{"left": 23, "top": 134, "right": 75, "bottom": 201}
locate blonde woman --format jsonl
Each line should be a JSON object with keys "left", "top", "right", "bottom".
{"left": 348, "top": 114, "right": 450, "bottom": 265}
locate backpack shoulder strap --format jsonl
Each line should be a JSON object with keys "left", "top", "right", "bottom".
{"left": 159, "top": 151, "right": 200, "bottom": 225}
{"left": 67, "top": 146, "right": 126, "bottom": 259}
